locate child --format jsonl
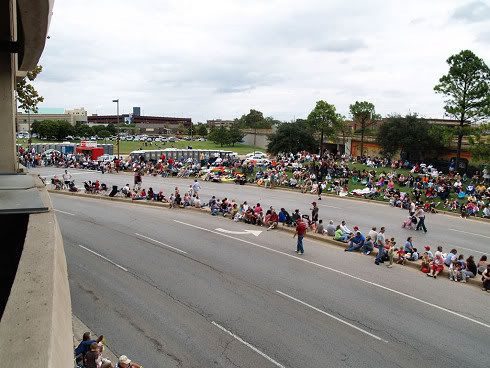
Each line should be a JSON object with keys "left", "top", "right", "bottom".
{"left": 408, "top": 248, "right": 419, "bottom": 261}
{"left": 387, "top": 238, "right": 396, "bottom": 268}
{"left": 396, "top": 246, "right": 406, "bottom": 265}
{"left": 420, "top": 252, "right": 431, "bottom": 273}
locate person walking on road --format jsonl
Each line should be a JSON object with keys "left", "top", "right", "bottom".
{"left": 293, "top": 218, "right": 307, "bottom": 255}
{"left": 415, "top": 206, "right": 427, "bottom": 233}
{"left": 192, "top": 179, "right": 201, "bottom": 195}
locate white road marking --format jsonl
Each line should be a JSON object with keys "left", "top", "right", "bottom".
{"left": 77, "top": 244, "right": 128, "bottom": 272}
{"left": 174, "top": 220, "right": 490, "bottom": 330}
{"left": 449, "top": 228, "right": 490, "bottom": 240}
{"left": 134, "top": 233, "right": 188, "bottom": 254}
{"left": 454, "top": 245, "right": 486, "bottom": 255}
{"left": 54, "top": 209, "right": 75, "bottom": 216}
{"left": 276, "top": 290, "right": 388, "bottom": 343}
{"left": 211, "top": 321, "right": 286, "bottom": 368}
{"left": 318, "top": 204, "right": 341, "bottom": 209}
{"left": 215, "top": 228, "right": 262, "bottom": 236}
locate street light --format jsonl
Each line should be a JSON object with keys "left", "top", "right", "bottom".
{"left": 112, "top": 99, "right": 119, "bottom": 158}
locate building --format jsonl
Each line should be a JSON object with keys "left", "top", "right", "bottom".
{"left": 133, "top": 106, "right": 141, "bottom": 116}
{"left": 88, "top": 114, "right": 192, "bottom": 134}
{"left": 206, "top": 119, "right": 234, "bottom": 128}
{"left": 1, "top": 2, "right": 73, "bottom": 368}
{"left": 348, "top": 117, "right": 461, "bottom": 132}
{"left": 16, "top": 107, "right": 88, "bottom": 132}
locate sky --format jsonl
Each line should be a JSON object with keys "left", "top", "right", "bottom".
{"left": 36, "top": 0, "right": 490, "bottom": 122}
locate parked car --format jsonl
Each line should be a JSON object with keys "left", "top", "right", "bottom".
{"left": 168, "top": 136, "right": 177, "bottom": 142}
{"left": 97, "top": 154, "right": 116, "bottom": 163}
{"left": 244, "top": 155, "right": 270, "bottom": 165}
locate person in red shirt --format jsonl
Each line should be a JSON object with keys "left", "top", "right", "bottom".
{"left": 293, "top": 219, "right": 307, "bottom": 255}
{"left": 266, "top": 209, "right": 279, "bottom": 230}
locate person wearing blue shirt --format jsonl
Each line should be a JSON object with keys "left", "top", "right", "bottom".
{"left": 345, "top": 231, "right": 366, "bottom": 252}
{"left": 404, "top": 237, "right": 414, "bottom": 254}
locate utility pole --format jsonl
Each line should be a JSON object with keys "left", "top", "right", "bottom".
{"left": 112, "top": 99, "right": 119, "bottom": 158}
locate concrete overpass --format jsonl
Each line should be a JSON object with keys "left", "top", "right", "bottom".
{"left": 0, "top": 2, "right": 73, "bottom": 368}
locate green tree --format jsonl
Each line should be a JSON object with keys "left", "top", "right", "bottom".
{"left": 74, "top": 122, "right": 94, "bottom": 138}
{"left": 468, "top": 123, "right": 490, "bottom": 163}
{"left": 307, "top": 100, "right": 343, "bottom": 156}
{"left": 237, "top": 109, "right": 274, "bottom": 129}
{"left": 267, "top": 121, "right": 317, "bottom": 155}
{"left": 106, "top": 123, "right": 117, "bottom": 135}
{"left": 196, "top": 123, "right": 208, "bottom": 136}
{"left": 376, "top": 114, "right": 447, "bottom": 160}
{"left": 228, "top": 125, "right": 244, "bottom": 146}
{"left": 349, "top": 101, "right": 377, "bottom": 157}
{"left": 208, "top": 126, "right": 230, "bottom": 146}
{"left": 434, "top": 50, "right": 490, "bottom": 170}
{"left": 16, "top": 65, "right": 44, "bottom": 143}
{"left": 16, "top": 65, "right": 44, "bottom": 114}
{"left": 98, "top": 130, "right": 111, "bottom": 139}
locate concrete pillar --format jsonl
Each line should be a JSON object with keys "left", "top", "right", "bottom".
{"left": 0, "top": 0, "right": 17, "bottom": 173}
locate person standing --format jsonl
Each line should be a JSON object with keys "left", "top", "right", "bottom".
{"left": 293, "top": 219, "right": 307, "bottom": 255}
{"left": 62, "top": 169, "right": 73, "bottom": 189}
{"left": 311, "top": 202, "right": 319, "bottom": 225}
{"left": 192, "top": 179, "right": 201, "bottom": 195}
{"left": 374, "top": 227, "right": 386, "bottom": 265}
{"left": 415, "top": 206, "right": 427, "bottom": 233}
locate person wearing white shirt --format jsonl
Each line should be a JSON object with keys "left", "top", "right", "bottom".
{"left": 340, "top": 220, "right": 351, "bottom": 235}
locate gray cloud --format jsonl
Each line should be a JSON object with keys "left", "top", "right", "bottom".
{"left": 451, "top": 0, "right": 490, "bottom": 23}
{"left": 311, "top": 38, "right": 366, "bottom": 53}
{"left": 477, "top": 31, "right": 490, "bottom": 43}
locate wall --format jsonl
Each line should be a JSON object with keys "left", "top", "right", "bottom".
{"left": 0, "top": 177, "right": 73, "bottom": 368}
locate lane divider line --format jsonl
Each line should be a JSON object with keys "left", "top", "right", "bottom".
{"left": 77, "top": 244, "right": 128, "bottom": 272}
{"left": 54, "top": 209, "right": 75, "bottom": 216}
{"left": 174, "top": 220, "right": 490, "bottom": 330}
{"left": 449, "top": 228, "right": 490, "bottom": 240}
{"left": 211, "top": 321, "right": 286, "bottom": 368}
{"left": 134, "top": 233, "right": 188, "bottom": 254}
{"left": 276, "top": 290, "right": 388, "bottom": 343}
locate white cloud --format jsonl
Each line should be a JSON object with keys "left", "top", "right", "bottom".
{"left": 35, "top": 0, "right": 490, "bottom": 122}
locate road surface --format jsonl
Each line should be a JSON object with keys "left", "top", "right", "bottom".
{"left": 36, "top": 166, "right": 490, "bottom": 257}
{"left": 52, "top": 193, "right": 490, "bottom": 368}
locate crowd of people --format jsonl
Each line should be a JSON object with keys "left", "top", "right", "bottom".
{"left": 74, "top": 331, "right": 142, "bottom": 368}
{"left": 55, "top": 173, "right": 490, "bottom": 292}
{"left": 36, "top": 144, "right": 490, "bottom": 218}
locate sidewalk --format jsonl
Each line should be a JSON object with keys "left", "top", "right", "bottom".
{"left": 72, "top": 314, "right": 118, "bottom": 366}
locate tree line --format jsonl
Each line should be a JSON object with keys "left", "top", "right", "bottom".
{"left": 18, "top": 49, "right": 490, "bottom": 163}
{"left": 31, "top": 120, "right": 117, "bottom": 141}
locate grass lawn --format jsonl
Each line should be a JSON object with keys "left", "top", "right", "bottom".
{"left": 16, "top": 138, "right": 262, "bottom": 155}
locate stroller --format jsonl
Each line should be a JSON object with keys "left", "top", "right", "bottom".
{"left": 402, "top": 215, "right": 417, "bottom": 230}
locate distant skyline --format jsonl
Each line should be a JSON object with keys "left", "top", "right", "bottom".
{"left": 36, "top": 0, "right": 490, "bottom": 122}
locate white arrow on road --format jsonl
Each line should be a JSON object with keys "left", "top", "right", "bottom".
{"left": 215, "top": 228, "right": 262, "bottom": 237}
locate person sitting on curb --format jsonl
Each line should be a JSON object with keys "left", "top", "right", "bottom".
{"left": 316, "top": 219, "right": 325, "bottom": 234}
{"left": 340, "top": 220, "right": 352, "bottom": 236}
{"left": 482, "top": 264, "right": 490, "bottom": 292}
{"left": 427, "top": 246, "right": 445, "bottom": 278}
{"left": 74, "top": 332, "right": 104, "bottom": 360}
{"left": 420, "top": 252, "right": 431, "bottom": 273}
{"left": 266, "top": 209, "right": 279, "bottom": 230}
{"left": 117, "top": 355, "right": 142, "bottom": 368}
{"left": 334, "top": 225, "right": 348, "bottom": 242}
{"left": 326, "top": 220, "right": 336, "bottom": 236}
{"left": 361, "top": 235, "right": 374, "bottom": 255}
{"left": 344, "top": 231, "right": 365, "bottom": 252}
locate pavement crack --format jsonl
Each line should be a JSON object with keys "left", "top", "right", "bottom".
{"left": 219, "top": 338, "right": 241, "bottom": 368}
{"left": 114, "top": 308, "right": 183, "bottom": 367}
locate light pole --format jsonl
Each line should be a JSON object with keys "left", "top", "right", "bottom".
{"left": 112, "top": 99, "right": 119, "bottom": 158}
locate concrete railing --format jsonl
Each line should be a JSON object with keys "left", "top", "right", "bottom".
{"left": 0, "top": 177, "right": 72, "bottom": 368}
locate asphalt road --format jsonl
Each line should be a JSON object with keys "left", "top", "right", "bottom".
{"left": 52, "top": 193, "right": 490, "bottom": 368}
{"left": 37, "top": 166, "right": 490, "bottom": 257}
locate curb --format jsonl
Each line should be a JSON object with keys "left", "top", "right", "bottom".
{"left": 45, "top": 169, "right": 490, "bottom": 224}
{"left": 49, "top": 189, "right": 484, "bottom": 289}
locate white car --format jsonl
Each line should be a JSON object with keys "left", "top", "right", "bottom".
{"left": 244, "top": 155, "right": 270, "bottom": 165}
{"left": 97, "top": 154, "right": 116, "bottom": 163}
{"left": 245, "top": 151, "right": 267, "bottom": 158}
